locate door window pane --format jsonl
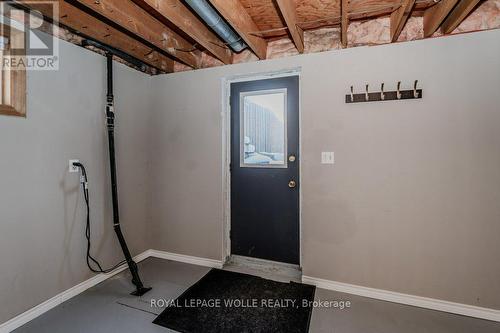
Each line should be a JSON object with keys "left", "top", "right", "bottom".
{"left": 241, "top": 90, "right": 286, "bottom": 167}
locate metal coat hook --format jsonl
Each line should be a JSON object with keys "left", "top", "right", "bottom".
{"left": 345, "top": 80, "right": 422, "bottom": 103}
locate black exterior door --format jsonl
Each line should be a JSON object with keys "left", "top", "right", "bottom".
{"left": 230, "top": 76, "right": 300, "bottom": 265}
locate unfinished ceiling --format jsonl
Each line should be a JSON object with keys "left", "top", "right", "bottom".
{"left": 16, "top": 0, "right": 500, "bottom": 73}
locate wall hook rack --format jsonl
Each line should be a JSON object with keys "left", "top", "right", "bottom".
{"left": 346, "top": 81, "right": 422, "bottom": 103}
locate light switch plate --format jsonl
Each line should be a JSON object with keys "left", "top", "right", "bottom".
{"left": 321, "top": 152, "right": 334, "bottom": 164}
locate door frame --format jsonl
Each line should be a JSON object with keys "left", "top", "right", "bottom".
{"left": 221, "top": 67, "right": 302, "bottom": 267}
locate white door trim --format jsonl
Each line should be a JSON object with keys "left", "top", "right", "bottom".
{"left": 220, "top": 67, "right": 303, "bottom": 267}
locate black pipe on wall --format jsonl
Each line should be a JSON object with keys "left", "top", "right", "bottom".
{"left": 105, "top": 54, "right": 151, "bottom": 296}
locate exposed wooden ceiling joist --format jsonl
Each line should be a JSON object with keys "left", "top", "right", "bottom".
{"left": 208, "top": 0, "right": 268, "bottom": 60}
{"left": 423, "top": 0, "right": 460, "bottom": 37}
{"left": 341, "top": 0, "right": 349, "bottom": 48}
{"left": 131, "top": 0, "right": 232, "bottom": 64}
{"left": 275, "top": 0, "right": 304, "bottom": 53}
{"left": 24, "top": 0, "right": 174, "bottom": 72}
{"left": 390, "top": 0, "right": 416, "bottom": 42}
{"left": 69, "top": 0, "right": 200, "bottom": 68}
{"left": 22, "top": 0, "right": 493, "bottom": 74}
{"left": 441, "top": 0, "right": 481, "bottom": 34}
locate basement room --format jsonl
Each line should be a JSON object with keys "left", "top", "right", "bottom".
{"left": 0, "top": 0, "right": 499, "bottom": 332}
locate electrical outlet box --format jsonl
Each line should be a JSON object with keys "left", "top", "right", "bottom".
{"left": 69, "top": 159, "right": 80, "bottom": 173}
{"left": 321, "top": 152, "right": 334, "bottom": 164}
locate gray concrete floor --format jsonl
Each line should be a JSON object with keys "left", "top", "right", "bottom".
{"left": 14, "top": 257, "right": 500, "bottom": 333}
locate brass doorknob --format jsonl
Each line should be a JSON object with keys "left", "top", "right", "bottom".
{"left": 288, "top": 180, "right": 296, "bottom": 188}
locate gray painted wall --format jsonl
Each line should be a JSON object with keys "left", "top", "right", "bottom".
{"left": 149, "top": 29, "right": 500, "bottom": 310}
{"left": 0, "top": 40, "right": 152, "bottom": 322}
{"left": 1, "top": 28, "right": 499, "bottom": 325}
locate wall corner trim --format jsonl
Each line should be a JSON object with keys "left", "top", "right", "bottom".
{"left": 302, "top": 275, "right": 500, "bottom": 323}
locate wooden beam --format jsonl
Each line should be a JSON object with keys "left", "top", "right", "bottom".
{"left": 24, "top": 1, "right": 174, "bottom": 72}
{"left": 441, "top": 0, "right": 481, "bottom": 34}
{"left": 423, "top": 0, "right": 459, "bottom": 37}
{"left": 208, "top": 0, "right": 267, "bottom": 60}
{"left": 69, "top": 0, "right": 200, "bottom": 68}
{"left": 275, "top": 0, "right": 304, "bottom": 53}
{"left": 341, "top": 0, "right": 348, "bottom": 48}
{"left": 390, "top": 0, "right": 416, "bottom": 42}
{"left": 131, "top": 0, "right": 232, "bottom": 64}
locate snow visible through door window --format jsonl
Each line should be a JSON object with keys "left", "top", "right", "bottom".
{"left": 242, "top": 91, "right": 286, "bottom": 167}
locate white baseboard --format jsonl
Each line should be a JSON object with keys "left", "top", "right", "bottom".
{"left": 0, "top": 250, "right": 151, "bottom": 333}
{"left": 302, "top": 275, "right": 500, "bottom": 323}
{"left": 0, "top": 249, "right": 222, "bottom": 332}
{"left": 147, "top": 249, "right": 224, "bottom": 269}
{"left": 6, "top": 252, "right": 496, "bottom": 333}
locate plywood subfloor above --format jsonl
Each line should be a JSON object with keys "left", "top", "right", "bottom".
{"left": 239, "top": 0, "right": 437, "bottom": 33}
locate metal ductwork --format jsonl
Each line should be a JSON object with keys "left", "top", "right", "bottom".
{"left": 184, "top": 0, "right": 247, "bottom": 52}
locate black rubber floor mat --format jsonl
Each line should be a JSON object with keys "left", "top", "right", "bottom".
{"left": 153, "top": 268, "right": 316, "bottom": 333}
